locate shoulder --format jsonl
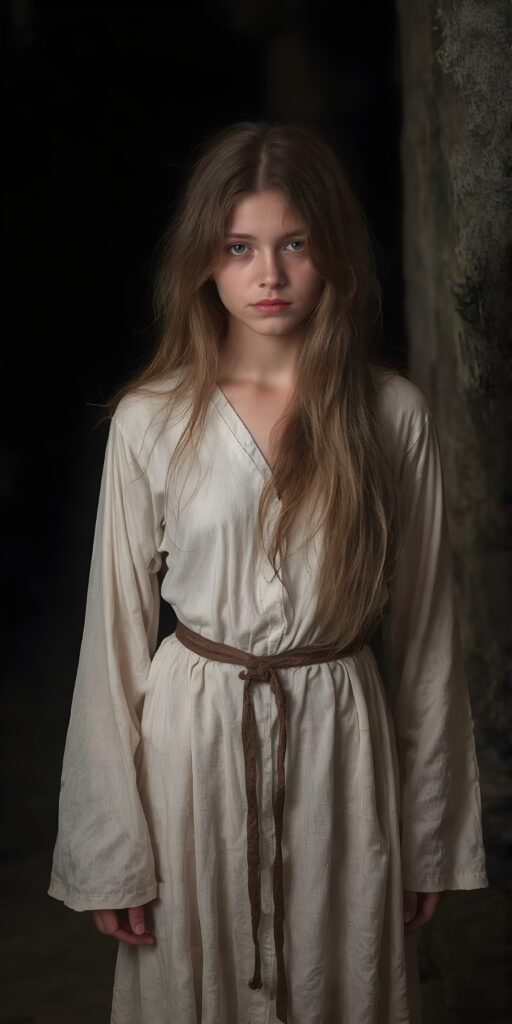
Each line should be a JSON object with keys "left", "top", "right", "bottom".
{"left": 373, "top": 368, "right": 431, "bottom": 455}
{"left": 111, "top": 373, "right": 189, "bottom": 458}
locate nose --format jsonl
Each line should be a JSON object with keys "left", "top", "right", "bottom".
{"left": 257, "top": 249, "right": 285, "bottom": 288}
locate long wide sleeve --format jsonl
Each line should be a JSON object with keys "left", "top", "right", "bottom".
{"left": 381, "top": 406, "right": 488, "bottom": 893}
{"left": 48, "top": 413, "right": 164, "bottom": 911}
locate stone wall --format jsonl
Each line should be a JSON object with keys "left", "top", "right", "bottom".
{"left": 396, "top": 1, "right": 511, "bottom": 1019}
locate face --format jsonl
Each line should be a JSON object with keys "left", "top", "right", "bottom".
{"left": 212, "top": 190, "right": 324, "bottom": 344}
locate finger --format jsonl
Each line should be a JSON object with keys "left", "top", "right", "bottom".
{"left": 128, "top": 905, "right": 149, "bottom": 936}
{"left": 111, "top": 925, "right": 155, "bottom": 946}
{"left": 92, "top": 909, "right": 120, "bottom": 936}
{"left": 92, "top": 909, "right": 154, "bottom": 945}
{"left": 420, "top": 891, "right": 444, "bottom": 922}
{"left": 404, "top": 891, "right": 444, "bottom": 936}
{"left": 403, "top": 890, "right": 418, "bottom": 924}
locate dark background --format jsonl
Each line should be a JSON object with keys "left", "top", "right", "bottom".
{"left": 3, "top": 0, "right": 408, "bottom": 1018}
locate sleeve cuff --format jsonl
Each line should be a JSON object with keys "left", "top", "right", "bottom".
{"left": 47, "top": 877, "right": 158, "bottom": 912}
{"left": 401, "top": 868, "right": 489, "bottom": 892}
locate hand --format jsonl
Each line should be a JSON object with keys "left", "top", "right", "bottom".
{"left": 403, "top": 890, "right": 444, "bottom": 936}
{"left": 92, "top": 905, "right": 154, "bottom": 946}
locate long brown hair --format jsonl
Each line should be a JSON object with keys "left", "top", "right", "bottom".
{"left": 110, "top": 121, "right": 401, "bottom": 650}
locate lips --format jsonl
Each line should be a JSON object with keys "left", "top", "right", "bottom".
{"left": 251, "top": 300, "right": 291, "bottom": 313}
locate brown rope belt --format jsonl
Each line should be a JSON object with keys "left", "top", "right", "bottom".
{"left": 174, "top": 618, "right": 363, "bottom": 1023}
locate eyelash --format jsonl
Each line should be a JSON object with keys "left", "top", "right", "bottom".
{"left": 227, "top": 240, "right": 305, "bottom": 256}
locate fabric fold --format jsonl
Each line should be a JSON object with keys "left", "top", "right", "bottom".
{"left": 174, "top": 618, "right": 363, "bottom": 1024}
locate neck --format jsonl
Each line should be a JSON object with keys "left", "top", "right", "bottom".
{"left": 217, "top": 323, "right": 302, "bottom": 388}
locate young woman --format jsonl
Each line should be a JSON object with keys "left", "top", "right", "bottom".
{"left": 49, "top": 121, "right": 488, "bottom": 1024}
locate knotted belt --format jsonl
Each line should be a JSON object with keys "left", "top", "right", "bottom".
{"left": 174, "top": 618, "right": 363, "bottom": 1023}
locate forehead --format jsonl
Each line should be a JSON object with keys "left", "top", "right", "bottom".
{"left": 225, "top": 189, "right": 304, "bottom": 235}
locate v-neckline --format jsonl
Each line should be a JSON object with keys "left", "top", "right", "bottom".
{"left": 211, "top": 384, "right": 275, "bottom": 479}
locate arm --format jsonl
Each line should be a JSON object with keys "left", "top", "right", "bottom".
{"left": 48, "top": 412, "right": 164, "bottom": 912}
{"left": 382, "top": 410, "right": 488, "bottom": 894}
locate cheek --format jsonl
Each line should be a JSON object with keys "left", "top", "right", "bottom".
{"left": 213, "top": 267, "right": 243, "bottom": 301}
{"left": 212, "top": 272, "right": 232, "bottom": 304}
{"left": 300, "top": 268, "right": 324, "bottom": 303}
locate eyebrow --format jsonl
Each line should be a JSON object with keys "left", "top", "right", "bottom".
{"left": 224, "top": 230, "right": 306, "bottom": 241}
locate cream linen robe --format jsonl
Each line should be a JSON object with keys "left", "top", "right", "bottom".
{"left": 48, "top": 371, "right": 488, "bottom": 1024}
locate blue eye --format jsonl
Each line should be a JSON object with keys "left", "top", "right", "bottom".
{"left": 286, "top": 240, "right": 304, "bottom": 252}
{"left": 228, "top": 243, "right": 248, "bottom": 256}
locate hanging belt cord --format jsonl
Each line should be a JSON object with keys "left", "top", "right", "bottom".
{"left": 174, "top": 619, "right": 363, "bottom": 1023}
